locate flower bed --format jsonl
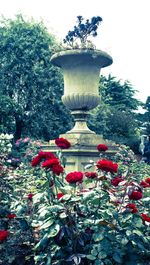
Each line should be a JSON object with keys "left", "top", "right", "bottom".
{"left": 0, "top": 136, "right": 150, "bottom": 265}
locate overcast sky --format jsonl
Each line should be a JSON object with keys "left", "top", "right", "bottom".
{"left": 0, "top": 0, "right": 150, "bottom": 103}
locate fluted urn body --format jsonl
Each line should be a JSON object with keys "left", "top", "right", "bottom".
{"left": 51, "top": 49, "right": 112, "bottom": 134}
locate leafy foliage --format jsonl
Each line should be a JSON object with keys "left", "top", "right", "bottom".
{"left": 89, "top": 75, "right": 142, "bottom": 153}
{"left": 0, "top": 134, "right": 36, "bottom": 265}
{"left": 144, "top": 96, "right": 150, "bottom": 135}
{"left": 100, "top": 75, "right": 141, "bottom": 111}
{"left": 0, "top": 15, "right": 72, "bottom": 140}
{"left": 1, "top": 138, "right": 150, "bottom": 264}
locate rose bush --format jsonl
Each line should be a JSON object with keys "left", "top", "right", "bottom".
{"left": 1, "top": 137, "right": 150, "bottom": 265}
{"left": 19, "top": 139, "right": 150, "bottom": 264}
{"left": 0, "top": 136, "right": 41, "bottom": 265}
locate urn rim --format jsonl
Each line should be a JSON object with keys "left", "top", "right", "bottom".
{"left": 50, "top": 48, "right": 113, "bottom": 68}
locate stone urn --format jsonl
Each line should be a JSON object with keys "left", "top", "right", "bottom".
{"left": 47, "top": 48, "right": 116, "bottom": 172}
{"left": 50, "top": 49, "right": 113, "bottom": 134}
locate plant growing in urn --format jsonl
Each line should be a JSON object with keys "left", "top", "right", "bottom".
{"left": 63, "top": 15, "right": 102, "bottom": 49}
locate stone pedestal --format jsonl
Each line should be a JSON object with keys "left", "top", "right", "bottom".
{"left": 42, "top": 133, "right": 117, "bottom": 173}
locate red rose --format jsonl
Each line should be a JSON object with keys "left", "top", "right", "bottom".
{"left": 145, "top": 178, "right": 150, "bottom": 184}
{"left": 55, "top": 138, "right": 71, "bottom": 149}
{"left": 111, "top": 176, "right": 123, "bottom": 186}
{"left": 96, "top": 159, "right": 118, "bottom": 173}
{"left": 27, "top": 193, "right": 34, "bottom": 200}
{"left": 0, "top": 230, "right": 9, "bottom": 241}
{"left": 31, "top": 151, "right": 56, "bottom": 167}
{"left": 7, "top": 213, "right": 16, "bottom": 219}
{"left": 42, "top": 158, "right": 60, "bottom": 168}
{"left": 57, "top": 193, "right": 65, "bottom": 200}
{"left": 85, "top": 172, "right": 98, "bottom": 179}
{"left": 128, "top": 191, "right": 143, "bottom": 200}
{"left": 51, "top": 164, "right": 64, "bottom": 175}
{"left": 126, "top": 203, "right": 138, "bottom": 213}
{"left": 66, "top": 171, "right": 83, "bottom": 184}
{"left": 129, "top": 208, "right": 138, "bottom": 214}
{"left": 140, "top": 180, "right": 150, "bottom": 188}
{"left": 38, "top": 151, "right": 55, "bottom": 159}
{"left": 141, "top": 213, "right": 150, "bottom": 223}
{"left": 97, "top": 144, "right": 108, "bottom": 152}
{"left": 31, "top": 155, "right": 41, "bottom": 167}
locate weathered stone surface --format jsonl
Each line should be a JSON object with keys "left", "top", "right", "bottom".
{"left": 42, "top": 132, "right": 118, "bottom": 173}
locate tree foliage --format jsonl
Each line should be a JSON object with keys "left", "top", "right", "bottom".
{"left": 0, "top": 15, "right": 72, "bottom": 140}
{"left": 89, "top": 75, "right": 142, "bottom": 152}
{"left": 144, "top": 96, "right": 150, "bottom": 135}
{"left": 100, "top": 75, "right": 142, "bottom": 111}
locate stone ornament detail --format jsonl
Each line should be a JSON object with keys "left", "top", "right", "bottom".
{"left": 62, "top": 93, "right": 100, "bottom": 110}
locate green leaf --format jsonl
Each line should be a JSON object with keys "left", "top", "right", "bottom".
{"left": 90, "top": 196, "right": 101, "bottom": 205}
{"left": 40, "top": 218, "right": 54, "bottom": 229}
{"left": 132, "top": 215, "right": 143, "bottom": 228}
{"left": 45, "top": 256, "right": 51, "bottom": 265}
{"left": 98, "top": 251, "right": 107, "bottom": 259}
{"left": 121, "top": 213, "right": 132, "bottom": 223}
{"left": 59, "top": 212, "right": 67, "bottom": 218}
{"left": 59, "top": 186, "right": 72, "bottom": 193}
{"left": 48, "top": 205, "right": 64, "bottom": 212}
{"left": 87, "top": 254, "right": 96, "bottom": 260}
{"left": 121, "top": 237, "right": 128, "bottom": 245}
{"left": 34, "top": 234, "right": 50, "bottom": 251}
{"left": 33, "top": 193, "right": 45, "bottom": 203}
{"left": 8, "top": 256, "right": 16, "bottom": 263}
{"left": 112, "top": 253, "right": 122, "bottom": 263}
{"left": 94, "top": 260, "right": 104, "bottom": 265}
{"left": 70, "top": 195, "right": 81, "bottom": 202}
{"left": 91, "top": 249, "right": 98, "bottom": 256}
{"left": 93, "top": 232, "right": 104, "bottom": 242}
{"left": 39, "top": 209, "right": 49, "bottom": 218}
{"left": 132, "top": 229, "right": 143, "bottom": 236}
{"left": 126, "top": 230, "right": 132, "bottom": 236}
{"left": 19, "top": 219, "right": 30, "bottom": 230}
{"left": 137, "top": 242, "right": 146, "bottom": 250}
{"left": 34, "top": 254, "right": 47, "bottom": 264}
{"left": 61, "top": 194, "right": 71, "bottom": 201}
{"left": 82, "top": 191, "right": 96, "bottom": 202}
{"left": 48, "top": 223, "right": 60, "bottom": 237}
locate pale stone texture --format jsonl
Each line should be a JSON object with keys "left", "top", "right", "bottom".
{"left": 43, "top": 134, "right": 118, "bottom": 173}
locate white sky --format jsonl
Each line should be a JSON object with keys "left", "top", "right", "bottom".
{"left": 0, "top": 0, "right": 150, "bottom": 103}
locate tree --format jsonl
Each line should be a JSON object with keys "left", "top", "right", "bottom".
{"left": 89, "top": 75, "right": 142, "bottom": 152}
{"left": 138, "top": 96, "right": 150, "bottom": 136}
{"left": 144, "top": 96, "right": 150, "bottom": 135}
{"left": 0, "top": 15, "right": 72, "bottom": 140}
{"left": 99, "top": 75, "right": 142, "bottom": 111}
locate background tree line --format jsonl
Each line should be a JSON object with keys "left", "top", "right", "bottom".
{"left": 0, "top": 15, "right": 149, "bottom": 152}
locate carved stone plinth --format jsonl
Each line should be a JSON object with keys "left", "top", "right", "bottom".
{"left": 42, "top": 133, "right": 118, "bottom": 173}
